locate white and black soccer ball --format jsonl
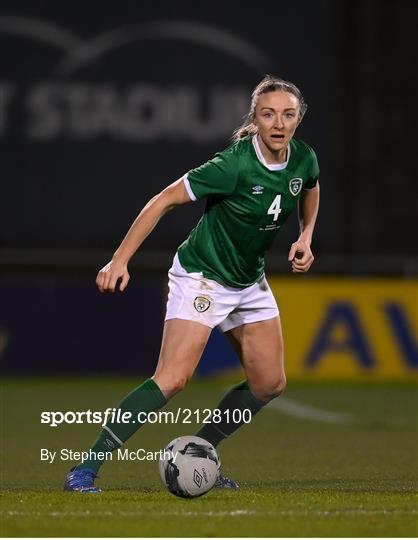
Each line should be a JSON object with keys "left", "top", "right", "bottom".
{"left": 158, "top": 435, "right": 220, "bottom": 498}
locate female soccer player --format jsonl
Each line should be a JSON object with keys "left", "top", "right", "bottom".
{"left": 65, "top": 75, "right": 320, "bottom": 492}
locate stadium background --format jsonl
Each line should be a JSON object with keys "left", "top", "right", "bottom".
{"left": 1, "top": 0, "right": 416, "bottom": 380}
{"left": 1, "top": 1, "right": 417, "bottom": 537}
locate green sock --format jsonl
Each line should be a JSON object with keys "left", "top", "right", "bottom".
{"left": 76, "top": 378, "right": 166, "bottom": 473}
{"left": 196, "top": 380, "right": 266, "bottom": 447}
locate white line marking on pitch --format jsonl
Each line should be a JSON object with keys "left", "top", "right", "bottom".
{"left": 2, "top": 509, "right": 417, "bottom": 517}
{"left": 268, "top": 397, "right": 352, "bottom": 424}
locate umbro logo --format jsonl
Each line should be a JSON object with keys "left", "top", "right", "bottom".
{"left": 193, "top": 469, "right": 203, "bottom": 487}
{"left": 252, "top": 185, "right": 264, "bottom": 195}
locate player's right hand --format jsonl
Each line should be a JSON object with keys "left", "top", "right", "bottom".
{"left": 96, "top": 259, "right": 130, "bottom": 293}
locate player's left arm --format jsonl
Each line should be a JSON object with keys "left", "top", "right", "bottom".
{"left": 288, "top": 182, "right": 320, "bottom": 273}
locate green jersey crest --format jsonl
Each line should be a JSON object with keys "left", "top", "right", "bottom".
{"left": 289, "top": 177, "right": 303, "bottom": 196}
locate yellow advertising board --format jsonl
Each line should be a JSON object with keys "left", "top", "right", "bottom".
{"left": 268, "top": 277, "right": 417, "bottom": 380}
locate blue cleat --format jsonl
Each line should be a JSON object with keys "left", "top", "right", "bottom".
{"left": 214, "top": 472, "right": 239, "bottom": 489}
{"left": 64, "top": 467, "right": 101, "bottom": 493}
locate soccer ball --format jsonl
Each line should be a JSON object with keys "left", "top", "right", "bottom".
{"left": 158, "top": 435, "right": 220, "bottom": 498}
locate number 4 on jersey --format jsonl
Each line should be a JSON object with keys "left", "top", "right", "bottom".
{"left": 267, "top": 194, "right": 282, "bottom": 221}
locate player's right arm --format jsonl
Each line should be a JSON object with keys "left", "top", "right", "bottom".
{"left": 96, "top": 178, "right": 191, "bottom": 293}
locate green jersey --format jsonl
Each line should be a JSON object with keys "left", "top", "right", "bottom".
{"left": 177, "top": 135, "right": 319, "bottom": 288}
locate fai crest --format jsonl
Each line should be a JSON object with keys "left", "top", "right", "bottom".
{"left": 194, "top": 296, "right": 211, "bottom": 313}
{"left": 289, "top": 178, "right": 303, "bottom": 196}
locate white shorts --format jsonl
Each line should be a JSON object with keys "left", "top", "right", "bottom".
{"left": 165, "top": 253, "right": 279, "bottom": 332}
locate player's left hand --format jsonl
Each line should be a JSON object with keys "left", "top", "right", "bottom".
{"left": 288, "top": 240, "right": 314, "bottom": 273}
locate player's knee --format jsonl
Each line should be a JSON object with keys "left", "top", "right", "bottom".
{"left": 153, "top": 373, "right": 190, "bottom": 399}
{"left": 272, "top": 376, "right": 286, "bottom": 398}
{"left": 169, "top": 375, "right": 190, "bottom": 395}
{"left": 252, "top": 376, "right": 286, "bottom": 402}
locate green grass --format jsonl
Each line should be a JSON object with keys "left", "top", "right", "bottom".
{"left": 1, "top": 377, "right": 417, "bottom": 537}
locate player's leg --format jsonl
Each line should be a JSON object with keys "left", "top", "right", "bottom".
{"left": 78, "top": 318, "right": 210, "bottom": 471}
{"left": 196, "top": 273, "right": 283, "bottom": 449}
{"left": 230, "top": 315, "right": 286, "bottom": 400}
{"left": 196, "top": 316, "right": 285, "bottom": 447}
{"left": 152, "top": 319, "right": 211, "bottom": 397}
{"left": 64, "top": 319, "right": 211, "bottom": 491}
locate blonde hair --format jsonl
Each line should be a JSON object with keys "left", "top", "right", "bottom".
{"left": 233, "top": 74, "right": 307, "bottom": 141}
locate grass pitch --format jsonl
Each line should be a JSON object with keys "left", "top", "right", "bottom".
{"left": 1, "top": 377, "right": 417, "bottom": 537}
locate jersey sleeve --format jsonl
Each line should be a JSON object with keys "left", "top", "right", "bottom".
{"left": 304, "top": 147, "right": 320, "bottom": 189}
{"left": 184, "top": 146, "right": 239, "bottom": 201}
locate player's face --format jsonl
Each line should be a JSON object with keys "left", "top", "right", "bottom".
{"left": 254, "top": 91, "right": 301, "bottom": 160}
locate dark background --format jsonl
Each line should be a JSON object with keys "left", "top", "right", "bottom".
{"left": 1, "top": 0, "right": 417, "bottom": 373}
